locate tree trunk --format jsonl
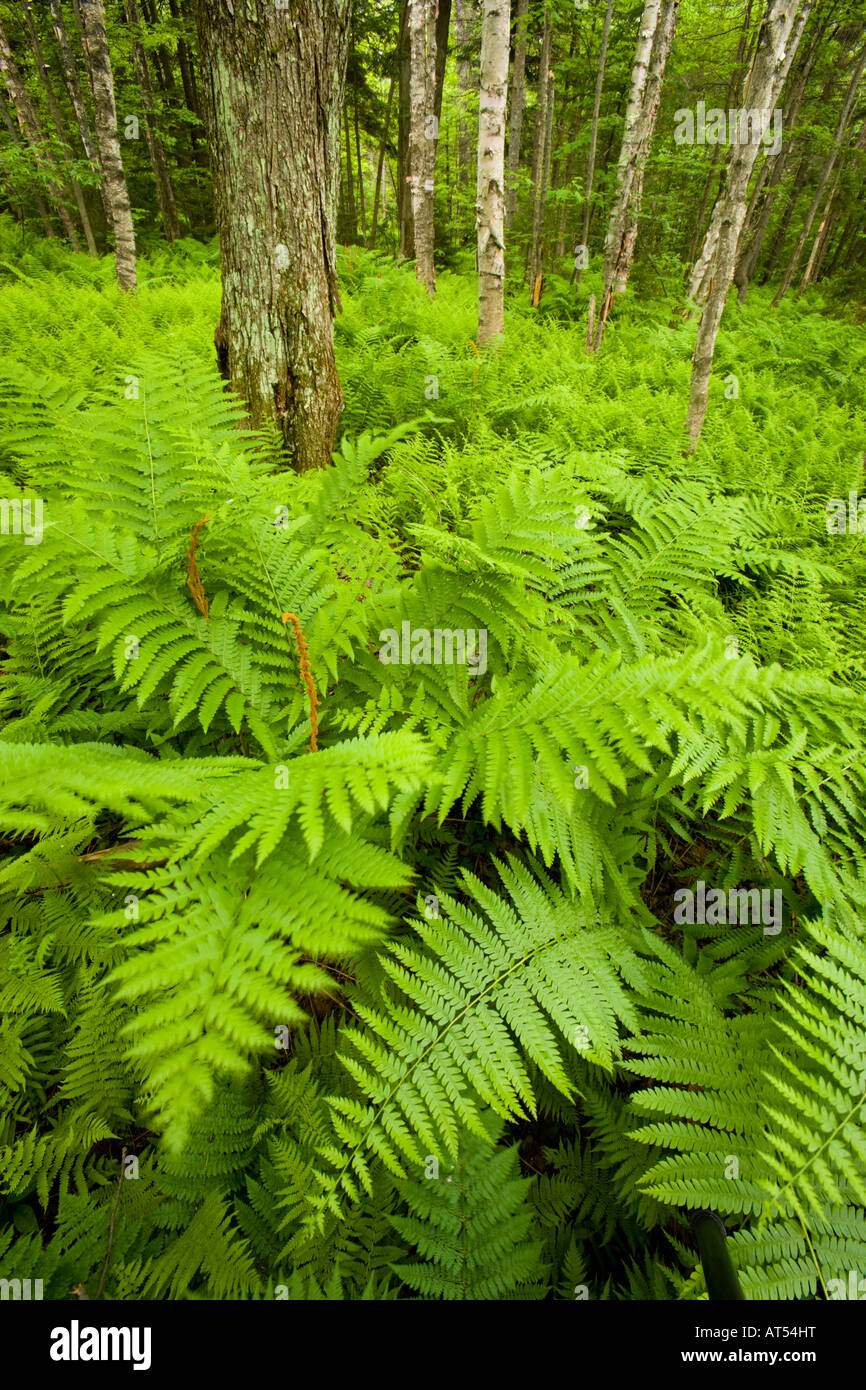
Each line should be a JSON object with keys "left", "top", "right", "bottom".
{"left": 526, "top": 3, "right": 552, "bottom": 290}
{"left": 48, "top": 0, "right": 111, "bottom": 229}
{"left": 504, "top": 0, "right": 528, "bottom": 228}
{"left": 126, "top": 0, "right": 180, "bottom": 241}
{"left": 408, "top": 0, "right": 438, "bottom": 295}
{"left": 0, "top": 15, "right": 82, "bottom": 249}
{"left": 80, "top": 0, "right": 137, "bottom": 288}
{"left": 0, "top": 84, "right": 56, "bottom": 236}
{"left": 454, "top": 0, "right": 475, "bottom": 188}
{"left": 194, "top": 0, "right": 350, "bottom": 471}
{"left": 168, "top": 0, "right": 200, "bottom": 116}
{"left": 370, "top": 68, "right": 396, "bottom": 247}
{"left": 576, "top": 0, "right": 614, "bottom": 289}
{"left": 353, "top": 55, "right": 367, "bottom": 246}
{"left": 594, "top": 0, "right": 678, "bottom": 349}
{"left": 773, "top": 39, "right": 866, "bottom": 304}
{"left": 733, "top": 13, "right": 820, "bottom": 300}
{"left": 397, "top": 0, "right": 413, "bottom": 256}
{"left": 343, "top": 103, "right": 357, "bottom": 239}
{"left": 685, "top": 0, "right": 811, "bottom": 454}
{"left": 23, "top": 0, "right": 97, "bottom": 254}
{"left": 477, "top": 0, "right": 510, "bottom": 345}
{"left": 686, "top": 0, "right": 809, "bottom": 311}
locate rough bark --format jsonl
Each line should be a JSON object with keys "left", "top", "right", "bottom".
{"left": 772, "top": 39, "right": 866, "bottom": 303}
{"left": 594, "top": 0, "right": 677, "bottom": 349}
{"left": 407, "top": 0, "right": 438, "bottom": 295}
{"left": 194, "top": 0, "right": 350, "bottom": 471}
{"left": 684, "top": 0, "right": 811, "bottom": 454}
{"left": 126, "top": 0, "right": 180, "bottom": 241}
{"left": 504, "top": 0, "right": 528, "bottom": 227}
{"left": 0, "top": 15, "right": 82, "bottom": 249}
{"left": 476, "top": 0, "right": 510, "bottom": 345}
{"left": 80, "top": 0, "right": 137, "bottom": 288}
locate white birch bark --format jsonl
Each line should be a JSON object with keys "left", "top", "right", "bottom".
{"left": 476, "top": 0, "right": 510, "bottom": 344}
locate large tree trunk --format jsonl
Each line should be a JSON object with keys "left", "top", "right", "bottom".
{"left": 504, "top": 0, "right": 528, "bottom": 228}
{"left": 594, "top": 0, "right": 677, "bottom": 349}
{"left": 0, "top": 16, "right": 82, "bottom": 250}
{"left": 407, "top": 0, "right": 439, "bottom": 295}
{"left": 194, "top": 0, "right": 350, "bottom": 471}
{"left": 684, "top": 0, "right": 811, "bottom": 454}
{"left": 476, "top": 0, "right": 510, "bottom": 345}
{"left": 126, "top": 0, "right": 180, "bottom": 242}
{"left": 22, "top": 0, "right": 97, "bottom": 255}
{"left": 575, "top": 0, "right": 614, "bottom": 289}
{"left": 80, "top": 0, "right": 137, "bottom": 289}
{"left": 772, "top": 39, "right": 866, "bottom": 304}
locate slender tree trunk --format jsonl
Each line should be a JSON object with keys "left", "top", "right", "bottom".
{"left": 734, "top": 15, "right": 820, "bottom": 299}
{"left": 761, "top": 148, "right": 808, "bottom": 281}
{"left": 80, "top": 0, "right": 137, "bottom": 286}
{"left": 594, "top": 0, "right": 677, "bottom": 349}
{"left": 454, "top": 0, "right": 475, "bottom": 188}
{"left": 343, "top": 104, "right": 357, "bottom": 239}
{"left": 353, "top": 58, "right": 367, "bottom": 245}
{"left": 48, "top": 0, "right": 111, "bottom": 229}
{"left": 685, "top": 0, "right": 811, "bottom": 454}
{"left": 526, "top": 4, "right": 552, "bottom": 290}
{"left": 773, "top": 39, "right": 866, "bottom": 304}
{"left": 504, "top": 0, "right": 528, "bottom": 228}
{"left": 476, "top": 0, "right": 510, "bottom": 345}
{"left": 370, "top": 68, "right": 396, "bottom": 247}
{"left": 194, "top": 0, "right": 350, "bottom": 471}
{"left": 0, "top": 84, "right": 56, "bottom": 235}
{"left": 126, "top": 0, "right": 180, "bottom": 241}
{"left": 23, "top": 0, "right": 97, "bottom": 254}
{"left": 397, "top": 0, "right": 413, "bottom": 256}
{"left": 797, "top": 170, "right": 839, "bottom": 293}
{"left": 168, "top": 0, "right": 199, "bottom": 115}
{"left": 408, "top": 0, "right": 438, "bottom": 295}
{"left": 576, "top": 0, "right": 614, "bottom": 289}
{"left": 686, "top": 0, "right": 810, "bottom": 311}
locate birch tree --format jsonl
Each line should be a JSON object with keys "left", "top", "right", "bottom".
{"left": 593, "top": 0, "right": 678, "bottom": 350}
{"left": 575, "top": 0, "right": 614, "bottom": 291}
{"left": 476, "top": 0, "right": 510, "bottom": 345}
{"left": 80, "top": 0, "right": 137, "bottom": 289}
{"left": 684, "top": 0, "right": 812, "bottom": 453}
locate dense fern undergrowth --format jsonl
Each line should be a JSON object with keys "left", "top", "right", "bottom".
{"left": 0, "top": 214, "right": 865, "bottom": 1300}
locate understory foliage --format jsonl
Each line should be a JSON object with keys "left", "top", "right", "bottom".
{"left": 0, "top": 225, "right": 864, "bottom": 1300}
